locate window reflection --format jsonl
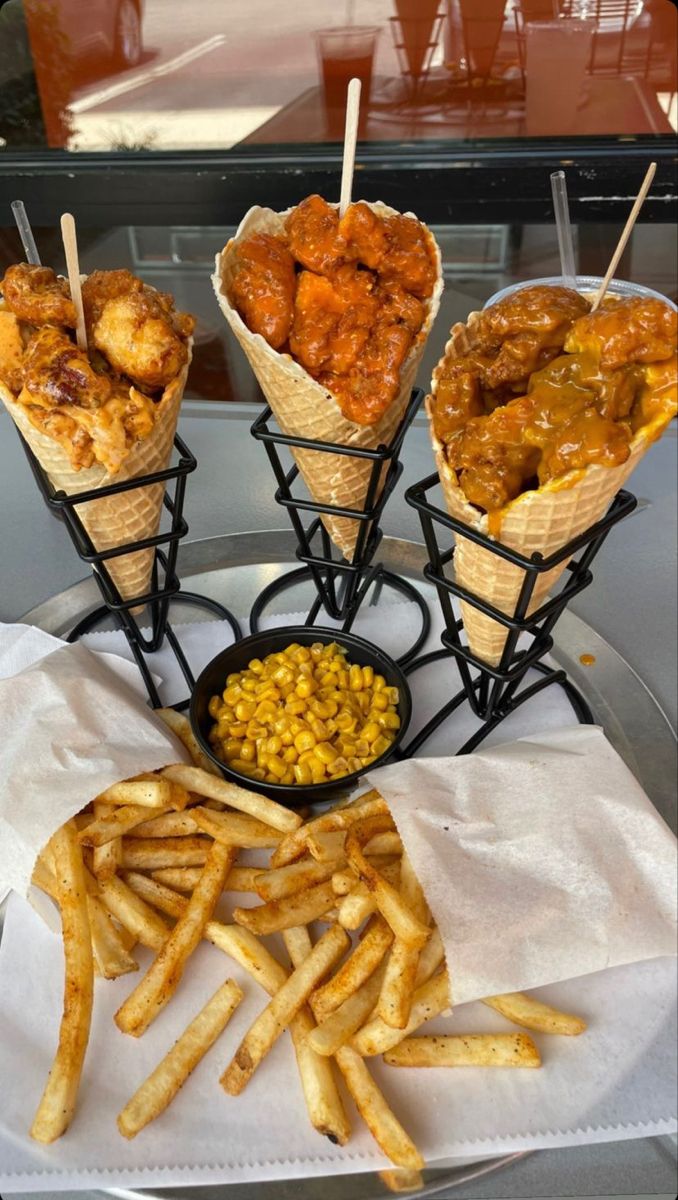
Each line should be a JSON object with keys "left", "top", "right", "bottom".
{"left": 0, "top": 0, "right": 675, "bottom": 151}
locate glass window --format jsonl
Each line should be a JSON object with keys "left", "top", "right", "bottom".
{"left": 0, "top": 1, "right": 675, "bottom": 153}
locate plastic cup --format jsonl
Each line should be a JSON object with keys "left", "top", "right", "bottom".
{"left": 484, "top": 276, "right": 677, "bottom": 311}
{"left": 316, "top": 26, "right": 379, "bottom": 138}
{"left": 525, "top": 19, "right": 595, "bottom": 136}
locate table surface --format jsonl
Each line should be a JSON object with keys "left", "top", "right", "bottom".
{"left": 0, "top": 400, "right": 676, "bottom": 1200}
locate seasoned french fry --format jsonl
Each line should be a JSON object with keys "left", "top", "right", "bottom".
{"left": 233, "top": 881, "right": 337, "bottom": 935}
{"left": 414, "top": 927, "right": 445, "bottom": 988}
{"left": 120, "top": 837, "right": 210, "bottom": 871}
{"left": 151, "top": 865, "right": 261, "bottom": 894}
{"left": 338, "top": 861, "right": 402, "bottom": 930}
{"left": 117, "top": 978, "right": 243, "bottom": 1138}
{"left": 255, "top": 857, "right": 343, "bottom": 901}
{"left": 482, "top": 992, "right": 587, "bottom": 1036}
{"left": 161, "top": 764, "right": 301, "bottom": 833}
{"left": 86, "top": 892, "right": 138, "bottom": 978}
{"left": 96, "top": 874, "right": 170, "bottom": 951}
{"left": 384, "top": 1033, "right": 541, "bottom": 1069}
{"left": 331, "top": 868, "right": 356, "bottom": 896}
{"left": 307, "top": 963, "right": 387, "bottom": 1057}
{"left": 271, "top": 789, "right": 386, "bottom": 867}
{"left": 191, "top": 806, "right": 283, "bottom": 849}
{"left": 154, "top": 707, "right": 221, "bottom": 776}
{"left": 312, "top": 916, "right": 394, "bottom": 1018}
{"left": 31, "top": 855, "right": 59, "bottom": 903}
{"left": 363, "top": 832, "right": 402, "bottom": 857}
{"left": 115, "top": 842, "right": 236, "bottom": 1037}
{"left": 221, "top": 924, "right": 349, "bottom": 1094}
{"left": 287, "top": 1003, "right": 351, "bottom": 1145}
{"left": 335, "top": 1045, "right": 424, "bottom": 1170}
{"left": 79, "top": 805, "right": 171, "bottom": 846}
{"left": 98, "top": 778, "right": 173, "bottom": 808}
{"left": 378, "top": 1168, "right": 425, "bottom": 1193}
{"left": 127, "top": 811, "right": 199, "bottom": 839}
{"left": 351, "top": 970, "right": 451, "bottom": 1057}
{"left": 30, "top": 822, "right": 94, "bottom": 1143}
{"left": 92, "top": 802, "right": 122, "bottom": 881}
{"left": 305, "top": 830, "right": 346, "bottom": 863}
{"left": 346, "top": 819, "right": 429, "bottom": 950}
{"left": 378, "top": 854, "right": 429, "bottom": 1029}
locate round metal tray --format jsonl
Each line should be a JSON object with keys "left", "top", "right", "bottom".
{"left": 13, "top": 531, "right": 676, "bottom": 1200}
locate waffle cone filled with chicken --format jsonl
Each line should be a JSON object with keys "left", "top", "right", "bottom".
{"left": 213, "top": 195, "right": 442, "bottom": 559}
{"left": 0, "top": 265, "right": 194, "bottom": 602}
{"left": 427, "top": 285, "right": 677, "bottom": 666}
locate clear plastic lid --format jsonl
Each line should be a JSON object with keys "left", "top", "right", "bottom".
{"left": 484, "top": 276, "right": 677, "bottom": 311}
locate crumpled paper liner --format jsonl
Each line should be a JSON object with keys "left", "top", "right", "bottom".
{"left": 213, "top": 202, "right": 442, "bottom": 559}
{"left": 0, "top": 340, "right": 191, "bottom": 603}
{"left": 427, "top": 312, "right": 677, "bottom": 666}
{"left": 0, "top": 638, "right": 187, "bottom": 898}
{"left": 367, "top": 725, "right": 677, "bottom": 1006}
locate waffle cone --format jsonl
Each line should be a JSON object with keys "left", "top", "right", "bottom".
{"left": 0, "top": 351, "right": 190, "bottom": 602}
{"left": 428, "top": 312, "right": 677, "bottom": 667}
{"left": 213, "top": 203, "right": 442, "bottom": 559}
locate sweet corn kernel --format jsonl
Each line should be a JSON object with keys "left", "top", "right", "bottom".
{"left": 230, "top": 757, "right": 255, "bottom": 776}
{"left": 241, "top": 677, "right": 258, "bottom": 692}
{"left": 347, "top": 756, "right": 362, "bottom": 772}
{"left": 373, "top": 674, "right": 386, "bottom": 692}
{"left": 309, "top": 718, "right": 329, "bottom": 741}
{"left": 362, "top": 722, "right": 382, "bottom": 745}
{"left": 349, "top": 664, "right": 363, "bottom": 691}
{"left": 295, "top": 676, "right": 317, "bottom": 699}
{"left": 338, "top": 669, "right": 349, "bottom": 688}
{"left": 310, "top": 643, "right": 325, "bottom": 661}
{"left": 294, "top": 762, "right": 312, "bottom": 785}
{"left": 248, "top": 658, "right": 264, "bottom": 675}
{"left": 362, "top": 664, "right": 374, "bottom": 688}
{"left": 264, "top": 772, "right": 279, "bottom": 784}
{"left": 310, "top": 762, "right": 327, "bottom": 783}
{"left": 235, "top": 700, "right": 256, "bottom": 722}
{"left": 208, "top": 695, "right": 222, "bottom": 719}
{"left": 240, "top": 740, "right": 256, "bottom": 762}
{"left": 294, "top": 730, "right": 316, "bottom": 754}
{"left": 281, "top": 769, "right": 295, "bottom": 785}
{"left": 280, "top": 682, "right": 296, "bottom": 699}
{"left": 254, "top": 700, "right": 278, "bottom": 721}
{"left": 314, "top": 741, "right": 338, "bottom": 764}
{"left": 222, "top": 737, "right": 243, "bottom": 760}
{"left": 265, "top": 753, "right": 286, "bottom": 779}
{"left": 283, "top": 746, "right": 298, "bottom": 764}
{"left": 289, "top": 717, "right": 307, "bottom": 736}
{"left": 329, "top": 756, "right": 349, "bottom": 775}
{"left": 265, "top": 735, "right": 282, "bottom": 755}
{"left": 227, "top": 722, "right": 247, "bottom": 739}
{"left": 251, "top": 767, "right": 266, "bottom": 781}
{"left": 286, "top": 698, "right": 307, "bottom": 716}
{"left": 378, "top": 711, "right": 401, "bottom": 730}
{"left": 385, "top": 687, "right": 400, "bottom": 705}
{"left": 320, "top": 671, "right": 338, "bottom": 688}
{"left": 371, "top": 692, "right": 388, "bottom": 711}
{"left": 335, "top": 712, "right": 357, "bottom": 733}
{"left": 223, "top": 685, "right": 241, "bottom": 706}
{"left": 280, "top": 730, "right": 294, "bottom": 747}
{"left": 291, "top": 646, "right": 311, "bottom": 663}
{"left": 354, "top": 740, "right": 369, "bottom": 757}
{"left": 245, "top": 721, "right": 267, "bottom": 740}
{"left": 226, "top": 673, "right": 240, "bottom": 687}
{"left": 298, "top": 749, "right": 317, "bottom": 765}
{"left": 272, "top": 665, "right": 294, "bottom": 686}
{"left": 372, "top": 734, "right": 392, "bottom": 757}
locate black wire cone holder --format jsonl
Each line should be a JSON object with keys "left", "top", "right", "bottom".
{"left": 402, "top": 471, "right": 637, "bottom": 757}
{"left": 19, "top": 430, "right": 241, "bottom": 709}
{"left": 249, "top": 388, "right": 430, "bottom": 666}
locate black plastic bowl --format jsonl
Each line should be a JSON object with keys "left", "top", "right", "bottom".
{"left": 190, "top": 626, "right": 411, "bottom": 807}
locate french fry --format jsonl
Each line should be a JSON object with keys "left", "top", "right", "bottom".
{"left": 337, "top": 860, "right": 402, "bottom": 930}
{"left": 97, "top": 778, "right": 173, "bottom": 808}
{"left": 30, "top": 821, "right": 94, "bottom": 1143}
{"left": 151, "top": 865, "right": 261, "bottom": 894}
{"left": 377, "top": 854, "right": 429, "bottom": 1029}
{"left": 92, "top": 802, "right": 122, "bottom": 881}
{"left": 120, "top": 837, "right": 210, "bottom": 871}
{"left": 96, "top": 874, "right": 170, "bottom": 951}
{"left": 154, "top": 707, "right": 221, "bottom": 776}
{"left": 191, "top": 806, "right": 283, "bottom": 849}
{"left": 287, "top": 1003, "right": 351, "bottom": 1145}
{"left": 79, "top": 804, "right": 171, "bottom": 846}
{"left": 363, "top": 832, "right": 403, "bottom": 857}
{"left": 384, "top": 1033, "right": 541, "bottom": 1069}
{"left": 117, "top": 978, "right": 243, "bottom": 1138}
{"left": 115, "top": 842, "right": 236, "bottom": 1037}
{"left": 255, "top": 857, "right": 343, "bottom": 901}
{"left": 331, "top": 868, "right": 356, "bottom": 896}
{"left": 271, "top": 789, "right": 386, "bottom": 867}
{"left": 482, "top": 992, "right": 587, "bottom": 1036}
{"left": 31, "top": 855, "right": 59, "bottom": 903}
{"left": 379, "top": 1168, "right": 425, "bottom": 1193}
{"left": 161, "top": 764, "right": 301, "bottom": 833}
{"left": 351, "top": 970, "right": 451, "bottom": 1057}
{"left": 307, "top": 963, "right": 387, "bottom": 1057}
{"left": 346, "top": 819, "right": 429, "bottom": 950}
{"left": 127, "top": 811, "right": 199, "bottom": 838}
{"left": 221, "top": 924, "right": 349, "bottom": 1094}
{"left": 334, "top": 1045, "right": 424, "bottom": 1170}
{"left": 233, "top": 881, "right": 337, "bottom": 935}
{"left": 86, "top": 892, "right": 138, "bottom": 978}
{"left": 414, "top": 927, "right": 445, "bottom": 988}
{"left": 305, "top": 830, "right": 347, "bottom": 863}
{"left": 312, "top": 916, "right": 394, "bottom": 1018}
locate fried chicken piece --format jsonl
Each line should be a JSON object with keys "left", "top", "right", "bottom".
{"left": 230, "top": 233, "right": 295, "bottom": 350}
{"left": 472, "top": 285, "right": 590, "bottom": 391}
{"left": 379, "top": 214, "right": 437, "bottom": 299}
{"left": 1, "top": 263, "right": 76, "bottom": 327}
{"left": 320, "top": 323, "right": 413, "bottom": 425}
{"left": 0, "top": 309, "right": 26, "bottom": 393}
{"left": 374, "top": 280, "right": 426, "bottom": 335}
{"left": 289, "top": 265, "right": 378, "bottom": 375}
{"left": 631, "top": 355, "right": 678, "bottom": 431}
{"left": 82, "top": 269, "right": 194, "bottom": 390}
{"left": 432, "top": 359, "right": 486, "bottom": 444}
{"left": 338, "top": 202, "right": 388, "bottom": 270}
{"left": 286, "top": 194, "right": 346, "bottom": 275}
{"left": 565, "top": 295, "right": 678, "bottom": 369}
{"left": 22, "top": 326, "right": 112, "bottom": 410}
{"left": 447, "top": 399, "right": 541, "bottom": 511}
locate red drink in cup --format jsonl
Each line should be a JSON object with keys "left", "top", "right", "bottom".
{"left": 316, "top": 26, "right": 380, "bottom": 138}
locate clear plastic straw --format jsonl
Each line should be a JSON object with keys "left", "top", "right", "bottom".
{"left": 11, "top": 200, "right": 40, "bottom": 265}
{"left": 550, "top": 171, "right": 576, "bottom": 290}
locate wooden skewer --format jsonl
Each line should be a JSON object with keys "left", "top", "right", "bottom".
{"left": 60, "top": 212, "right": 87, "bottom": 351}
{"left": 339, "top": 77, "right": 362, "bottom": 218}
{"left": 591, "top": 162, "right": 657, "bottom": 312}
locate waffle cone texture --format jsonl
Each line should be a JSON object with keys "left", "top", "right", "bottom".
{"left": 428, "top": 311, "right": 677, "bottom": 667}
{"left": 213, "top": 203, "right": 443, "bottom": 560}
{"left": 0, "top": 349, "right": 190, "bottom": 603}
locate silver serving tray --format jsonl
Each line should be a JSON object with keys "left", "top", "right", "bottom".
{"left": 7, "top": 531, "right": 675, "bottom": 1200}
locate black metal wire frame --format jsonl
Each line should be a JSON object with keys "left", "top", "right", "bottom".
{"left": 401, "top": 471, "right": 637, "bottom": 750}
{"left": 19, "top": 430, "right": 241, "bottom": 708}
{"left": 249, "top": 388, "right": 430, "bottom": 665}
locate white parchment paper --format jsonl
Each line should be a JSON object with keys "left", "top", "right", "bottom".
{"left": 0, "top": 625, "right": 188, "bottom": 898}
{"left": 367, "top": 728, "right": 677, "bottom": 1004}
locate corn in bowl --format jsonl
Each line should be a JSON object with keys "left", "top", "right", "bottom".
{"left": 206, "top": 641, "right": 401, "bottom": 786}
